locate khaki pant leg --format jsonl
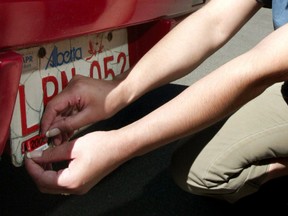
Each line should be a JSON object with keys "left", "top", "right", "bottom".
{"left": 171, "top": 82, "right": 288, "bottom": 203}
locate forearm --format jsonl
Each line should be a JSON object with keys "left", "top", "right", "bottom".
{"left": 118, "top": 56, "right": 264, "bottom": 158}
{"left": 115, "top": 24, "right": 288, "bottom": 160}
{"left": 113, "top": 0, "right": 261, "bottom": 107}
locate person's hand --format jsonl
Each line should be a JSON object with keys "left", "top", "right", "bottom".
{"left": 41, "top": 75, "right": 124, "bottom": 145}
{"left": 25, "top": 130, "right": 126, "bottom": 195}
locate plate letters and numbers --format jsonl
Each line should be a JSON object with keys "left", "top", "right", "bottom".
{"left": 10, "top": 29, "right": 130, "bottom": 166}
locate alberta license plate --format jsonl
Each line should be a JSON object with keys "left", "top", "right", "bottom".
{"left": 10, "top": 29, "right": 130, "bottom": 166}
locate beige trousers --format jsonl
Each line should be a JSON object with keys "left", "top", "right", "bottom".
{"left": 171, "top": 82, "right": 288, "bottom": 203}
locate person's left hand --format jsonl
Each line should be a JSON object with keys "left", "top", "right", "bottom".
{"left": 40, "top": 74, "right": 126, "bottom": 145}
{"left": 25, "top": 130, "right": 126, "bottom": 195}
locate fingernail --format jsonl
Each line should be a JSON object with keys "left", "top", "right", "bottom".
{"left": 26, "top": 150, "right": 43, "bottom": 159}
{"left": 46, "top": 128, "right": 61, "bottom": 137}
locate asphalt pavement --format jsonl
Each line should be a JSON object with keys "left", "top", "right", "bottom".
{"left": 1, "top": 7, "right": 288, "bottom": 216}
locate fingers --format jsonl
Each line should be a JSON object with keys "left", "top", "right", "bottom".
{"left": 45, "top": 109, "right": 95, "bottom": 139}
{"left": 41, "top": 98, "right": 90, "bottom": 142}
{"left": 25, "top": 143, "right": 93, "bottom": 195}
{"left": 45, "top": 128, "right": 61, "bottom": 137}
{"left": 40, "top": 89, "right": 82, "bottom": 135}
{"left": 41, "top": 102, "right": 82, "bottom": 144}
{"left": 25, "top": 142, "right": 78, "bottom": 194}
{"left": 45, "top": 128, "right": 69, "bottom": 146}
{"left": 25, "top": 159, "right": 60, "bottom": 192}
{"left": 25, "top": 158, "right": 76, "bottom": 195}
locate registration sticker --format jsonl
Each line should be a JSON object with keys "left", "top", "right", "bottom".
{"left": 10, "top": 29, "right": 130, "bottom": 166}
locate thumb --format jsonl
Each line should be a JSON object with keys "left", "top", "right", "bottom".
{"left": 47, "top": 109, "right": 95, "bottom": 136}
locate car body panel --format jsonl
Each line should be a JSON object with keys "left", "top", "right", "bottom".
{"left": 0, "top": 0, "right": 205, "bottom": 50}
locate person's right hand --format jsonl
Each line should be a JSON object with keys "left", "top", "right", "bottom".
{"left": 25, "top": 130, "right": 129, "bottom": 195}
{"left": 41, "top": 75, "right": 124, "bottom": 145}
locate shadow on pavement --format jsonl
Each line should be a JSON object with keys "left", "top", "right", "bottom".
{"left": 1, "top": 84, "right": 288, "bottom": 215}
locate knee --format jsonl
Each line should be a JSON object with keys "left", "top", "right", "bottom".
{"left": 169, "top": 144, "right": 219, "bottom": 197}
{"left": 170, "top": 161, "right": 237, "bottom": 203}
{"left": 170, "top": 157, "right": 262, "bottom": 203}
{"left": 169, "top": 135, "right": 235, "bottom": 201}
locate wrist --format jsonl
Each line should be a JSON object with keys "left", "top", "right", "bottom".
{"left": 108, "top": 74, "right": 142, "bottom": 114}
{"left": 113, "top": 120, "right": 157, "bottom": 161}
{"left": 109, "top": 128, "right": 138, "bottom": 163}
{"left": 106, "top": 79, "right": 133, "bottom": 116}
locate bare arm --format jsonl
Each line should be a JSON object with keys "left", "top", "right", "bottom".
{"left": 117, "top": 23, "right": 288, "bottom": 158}
{"left": 41, "top": 0, "right": 261, "bottom": 138}
{"left": 28, "top": 0, "right": 272, "bottom": 194}
{"left": 111, "top": 0, "right": 262, "bottom": 107}
{"left": 26, "top": 23, "right": 288, "bottom": 195}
